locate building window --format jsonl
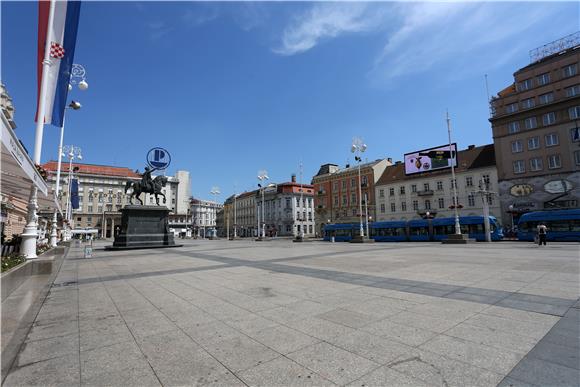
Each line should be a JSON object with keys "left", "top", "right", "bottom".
{"left": 333, "top": 181, "right": 339, "bottom": 191}
{"left": 574, "top": 150, "right": 580, "bottom": 166}
{"left": 566, "top": 85, "right": 580, "bottom": 98}
{"left": 513, "top": 160, "right": 525, "bottom": 174}
{"left": 424, "top": 200, "right": 431, "bottom": 210}
{"left": 438, "top": 198, "right": 444, "bottom": 209}
{"left": 436, "top": 181, "right": 443, "bottom": 191}
{"left": 334, "top": 196, "right": 339, "bottom": 206}
{"left": 389, "top": 188, "right": 395, "bottom": 196}
{"left": 542, "top": 112, "right": 556, "bottom": 126}
{"left": 450, "top": 179, "right": 456, "bottom": 189}
{"left": 379, "top": 189, "right": 384, "bottom": 198}
{"left": 545, "top": 133, "right": 559, "bottom": 147}
{"left": 537, "top": 72, "right": 550, "bottom": 86}
{"left": 538, "top": 93, "right": 554, "bottom": 105}
{"left": 482, "top": 175, "right": 490, "bottom": 185}
{"left": 401, "top": 202, "right": 407, "bottom": 211}
{"left": 351, "top": 192, "right": 356, "bottom": 204}
{"left": 390, "top": 203, "right": 396, "bottom": 212}
{"left": 468, "top": 194, "right": 475, "bottom": 207}
{"left": 530, "top": 158, "right": 543, "bottom": 171}
{"left": 569, "top": 106, "right": 580, "bottom": 120}
{"left": 511, "top": 140, "right": 523, "bottom": 153}
{"left": 524, "top": 117, "right": 537, "bottom": 129}
{"left": 352, "top": 209, "right": 357, "bottom": 216}
{"left": 423, "top": 183, "right": 430, "bottom": 191}
{"left": 466, "top": 177, "right": 473, "bottom": 187}
{"left": 548, "top": 154, "right": 562, "bottom": 169}
{"left": 412, "top": 200, "right": 419, "bottom": 211}
{"left": 342, "top": 180, "right": 347, "bottom": 189}
{"left": 508, "top": 121, "right": 520, "bottom": 133}
{"left": 350, "top": 178, "right": 356, "bottom": 188}
{"left": 562, "top": 64, "right": 577, "bottom": 78}
{"left": 572, "top": 127, "right": 580, "bottom": 143}
{"left": 342, "top": 195, "right": 347, "bottom": 206}
{"left": 521, "top": 98, "right": 534, "bottom": 109}
{"left": 506, "top": 103, "right": 518, "bottom": 114}
{"left": 411, "top": 185, "right": 417, "bottom": 193}
{"left": 400, "top": 186, "right": 405, "bottom": 195}
{"left": 528, "top": 136, "right": 540, "bottom": 150}
{"left": 517, "top": 79, "right": 532, "bottom": 92}
{"left": 361, "top": 175, "right": 368, "bottom": 186}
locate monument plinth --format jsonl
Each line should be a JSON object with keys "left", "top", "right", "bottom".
{"left": 106, "top": 205, "right": 182, "bottom": 250}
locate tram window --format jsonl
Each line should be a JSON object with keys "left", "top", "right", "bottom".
{"left": 550, "top": 221, "right": 571, "bottom": 232}
{"left": 410, "top": 227, "right": 428, "bottom": 236}
{"left": 570, "top": 220, "right": 580, "bottom": 232}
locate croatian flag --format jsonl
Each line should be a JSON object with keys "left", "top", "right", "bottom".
{"left": 36, "top": 0, "right": 81, "bottom": 127}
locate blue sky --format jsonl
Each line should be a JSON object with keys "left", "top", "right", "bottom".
{"left": 2, "top": 1, "right": 578, "bottom": 200}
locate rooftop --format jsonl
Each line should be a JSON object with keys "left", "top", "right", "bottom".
{"left": 42, "top": 161, "right": 141, "bottom": 178}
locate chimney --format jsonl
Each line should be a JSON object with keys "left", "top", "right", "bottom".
{"left": 387, "top": 158, "right": 393, "bottom": 163}
{"left": 291, "top": 174, "right": 296, "bottom": 183}
{"left": 468, "top": 144, "right": 475, "bottom": 150}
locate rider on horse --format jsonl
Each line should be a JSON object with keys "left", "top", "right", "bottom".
{"left": 141, "top": 166, "right": 159, "bottom": 192}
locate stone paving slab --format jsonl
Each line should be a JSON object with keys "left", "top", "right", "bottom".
{"left": 3, "top": 239, "right": 579, "bottom": 386}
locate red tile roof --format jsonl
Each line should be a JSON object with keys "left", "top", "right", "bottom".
{"left": 42, "top": 161, "right": 141, "bottom": 178}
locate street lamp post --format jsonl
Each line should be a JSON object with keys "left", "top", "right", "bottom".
{"left": 446, "top": 111, "right": 461, "bottom": 236}
{"left": 233, "top": 184, "right": 238, "bottom": 239}
{"left": 351, "top": 137, "right": 367, "bottom": 239}
{"left": 210, "top": 187, "right": 220, "bottom": 238}
{"left": 364, "top": 192, "right": 370, "bottom": 238}
{"left": 257, "top": 170, "right": 269, "bottom": 239}
{"left": 62, "top": 145, "right": 82, "bottom": 241}
{"left": 49, "top": 101, "right": 82, "bottom": 247}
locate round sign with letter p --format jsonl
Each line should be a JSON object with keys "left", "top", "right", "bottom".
{"left": 147, "top": 147, "right": 171, "bottom": 169}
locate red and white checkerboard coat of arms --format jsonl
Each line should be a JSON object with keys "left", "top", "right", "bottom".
{"left": 50, "top": 42, "right": 65, "bottom": 59}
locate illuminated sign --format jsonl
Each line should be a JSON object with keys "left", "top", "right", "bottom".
{"left": 404, "top": 144, "right": 457, "bottom": 176}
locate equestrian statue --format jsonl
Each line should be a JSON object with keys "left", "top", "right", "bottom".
{"left": 124, "top": 166, "right": 169, "bottom": 205}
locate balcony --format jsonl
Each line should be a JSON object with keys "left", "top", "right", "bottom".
{"left": 417, "top": 190, "right": 434, "bottom": 196}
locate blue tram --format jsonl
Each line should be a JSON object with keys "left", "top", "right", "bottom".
{"left": 517, "top": 209, "right": 580, "bottom": 242}
{"left": 323, "top": 216, "right": 503, "bottom": 242}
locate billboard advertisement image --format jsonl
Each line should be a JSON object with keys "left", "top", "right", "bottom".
{"left": 404, "top": 143, "right": 457, "bottom": 175}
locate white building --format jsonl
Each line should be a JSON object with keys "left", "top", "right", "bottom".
{"left": 190, "top": 198, "right": 221, "bottom": 238}
{"left": 375, "top": 144, "right": 503, "bottom": 224}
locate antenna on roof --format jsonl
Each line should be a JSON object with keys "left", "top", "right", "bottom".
{"left": 484, "top": 74, "right": 492, "bottom": 118}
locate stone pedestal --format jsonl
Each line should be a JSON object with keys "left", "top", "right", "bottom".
{"left": 441, "top": 234, "right": 476, "bottom": 244}
{"left": 106, "top": 205, "right": 182, "bottom": 250}
{"left": 350, "top": 235, "right": 375, "bottom": 243}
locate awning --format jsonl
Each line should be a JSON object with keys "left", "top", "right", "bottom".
{"left": 1, "top": 111, "right": 56, "bottom": 212}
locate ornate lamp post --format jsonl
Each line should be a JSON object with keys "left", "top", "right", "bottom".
{"left": 257, "top": 170, "right": 269, "bottom": 239}
{"left": 62, "top": 145, "right": 82, "bottom": 240}
{"left": 210, "top": 186, "right": 220, "bottom": 238}
{"left": 351, "top": 137, "right": 367, "bottom": 239}
{"left": 446, "top": 112, "right": 461, "bottom": 236}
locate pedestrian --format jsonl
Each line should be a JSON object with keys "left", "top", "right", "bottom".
{"left": 536, "top": 223, "right": 548, "bottom": 246}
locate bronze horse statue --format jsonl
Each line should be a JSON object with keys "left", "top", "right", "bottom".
{"left": 125, "top": 175, "right": 169, "bottom": 205}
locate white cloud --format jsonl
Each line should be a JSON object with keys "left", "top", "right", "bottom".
{"left": 274, "top": 3, "right": 388, "bottom": 56}
{"left": 370, "top": 2, "right": 568, "bottom": 82}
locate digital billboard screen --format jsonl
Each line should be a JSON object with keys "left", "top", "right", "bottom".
{"left": 404, "top": 143, "right": 457, "bottom": 176}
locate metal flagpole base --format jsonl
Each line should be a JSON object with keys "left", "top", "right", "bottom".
{"left": 20, "top": 188, "right": 39, "bottom": 259}
{"left": 49, "top": 212, "right": 58, "bottom": 247}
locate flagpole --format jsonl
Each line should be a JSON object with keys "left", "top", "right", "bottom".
{"left": 21, "top": 0, "right": 57, "bottom": 258}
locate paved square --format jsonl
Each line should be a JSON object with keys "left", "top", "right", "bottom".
{"left": 4, "top": 239, "right": 579, "bottom": 386}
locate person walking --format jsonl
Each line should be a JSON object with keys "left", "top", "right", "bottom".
{"left": 537, "top": 223, "right": 548, "bottom": 246}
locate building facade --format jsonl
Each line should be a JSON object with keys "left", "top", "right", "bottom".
{"left": 235, "top": 191, "right": 257, "bottom": 237}
{"left": 42, "top": 161, "right": 190, "bottom": 238}
{"left": 375, "top": 145, "right": 502, "bottom": 224}
{"left": 311, "top": 159, "right": 392, "bottom": 235}
{"left": 489, "top": 37, "right": 580, "bottom": 223}
{"left": 257, "top": 175, "right": 315, "bottom": 237}
{"left": 190, "top": 198, "right": 221, "bottom": 238}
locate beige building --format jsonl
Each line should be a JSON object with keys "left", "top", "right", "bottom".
{"left": 489, "top": 36, "right": 580, "bottom": 221}
{"left": 235, "top": 190, "right": 257, "bottom": 237}
{"left": 41, "top": 161, "right": 190, "bottom": 238}
{"left": 375, "top": 145, "right": 502, "bottom": 224}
